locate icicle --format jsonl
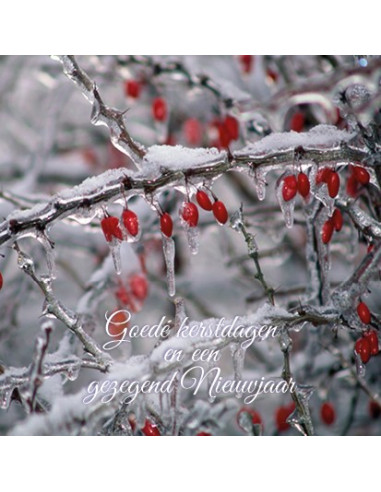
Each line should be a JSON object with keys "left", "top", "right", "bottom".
{"left": 162, "top": 235, "right": 176, "bottom": 297}
{"left": 252, "top": 166, "right": 267, "bottom": 201}
{"left": 110, "top": 240, "right": 122, "bottom": 275}
{"left": 184, "top": 224, "right": 199, "bottom": 255}
{"left": 36, "top": 230, "right": 56, "bottom": 279}
{"left": 230, "top": 343, "right": 246, "bottom": 398}
{"left": 275, "top": 176, "right": 296, "bottom": 229}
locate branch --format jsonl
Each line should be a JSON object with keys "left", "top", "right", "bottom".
{"left": 12, "top": 242, "right": 111, "bottom": 366}
{"left": 54, "top": 55, "right": 146, "bottom": 163}
{"left": 0, "top": 137, "right": 368, "bottom": 248}
{"left": 117, "top": 55, "right": 243, "bottom": 109}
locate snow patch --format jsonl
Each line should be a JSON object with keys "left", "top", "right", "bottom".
{"left": 143, "top": 145, "right": 226, "bottom": 172}
{"left": 236, "top": 125, "right": 356, "bottom": 156}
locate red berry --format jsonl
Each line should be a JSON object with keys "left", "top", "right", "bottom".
{"left": 346, "top": 173, "right": 359, "bottom": 197}
{"left": 160, "top": 213, "right": 173, "bottom": 238}
{"left": 290, "top": 112, "right": 305, "bottom": 132}
{"left": 101, "top": 216, "right": 123, "bottom": 242}
{"left": 316, "top": 167, "right": 332, "bottom": 185}
{"left": 0, "top": 271, "right": 2, "bottom": 291}
{"left": 275, "top": 406, "right": 291, "bottom": 432}
{"left": 282, "top": 175, "right": 298, "bottom": 202}
{"left": 122, "top": 209, "right": 139, "bottom": 237}
{"left": 217, "top": 122, "right": 232, "bottom": 148}
{"left": 357, "top": 302, "right": 371, "bottom": 324}
{"left": 320, "top": 402, "right": 335, "bottom": 426}
{"left": 129, "top": 274, "right": 148, "bottom": 301}
{"left": 224, "top": 116, "right": 239, "bottom": 141}
{"left": 355, "top": 337, "right": 371, "bottom": 364}
{"left": 353, "top": 166, "right": 370, "bottom": 185}
{"left": 239, "top": 55, "right": 253, "bottom": 74}
{"left": 141, "top": 419, "right": 160, "bottom": 436}
{"left": 236, "top": 407, "right": 262, "bottom": 431}
{"left": 321, "top": 219, "right": 334, "bottom": 244}
{"left": 196, "top": 190, "right": 213, "bottom": 211}
{"left": 152, "top": 97, "right": 167, "bottom": 122}
{"left": 184, "top": 118, "right": 202, "bottom": 146}
{"left": 369, "top": 400, "right": 381, "bottom": 419}
{"left": 181, "top": 202, "right": 199, "bottom": 227}
{"left": 332, "top": 209, "right": 343, "bottom": 232}
{"left": 327, "top": 171, "right": 340, "bottom": 198}
{"left": 364, "top": 329, "right": 379, "bottom": 355}
{"left": 212, "top": 200, "right": 228, "bottom": 225}
{"left": 297, "top": 172, "right": 310, "bottom": 197}
{"left": 125, "top": 80, "right": 141, "bottom": 99}
{"left": 196, "top": 432, "right": 211, "bottom": 436}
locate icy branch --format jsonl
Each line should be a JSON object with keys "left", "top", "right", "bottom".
{"left": 0, "top": 131, "right": 367, "bottom": 248}
{"left": 12, "top": 243, "right": 111, "bottom": 366}
{"left": 54, "top": 55, "right": 147, "bottom": 163}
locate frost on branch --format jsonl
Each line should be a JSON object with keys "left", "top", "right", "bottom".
{"left": 1, "top": 55, "right": 381, "bottom": 436}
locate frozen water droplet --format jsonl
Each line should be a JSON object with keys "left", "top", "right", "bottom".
{"left": 162, "top": 235, "right": 176, "bottom": 297}
{"left": 230, "top": 209, "right": 244, "bottom": 232}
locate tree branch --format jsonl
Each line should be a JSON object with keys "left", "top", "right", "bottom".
{"left": 54, "top": 55, "right": 147, "bottom": 163}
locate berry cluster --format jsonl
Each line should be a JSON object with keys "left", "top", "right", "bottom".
{"left": 282, "top": 172, "right": 310, "bottom": 202}
{"left": 354, "top": 301, "right": 379, "bottom": 364}
{"left": 101, "top": 207, "right": 140, "bottom": 243}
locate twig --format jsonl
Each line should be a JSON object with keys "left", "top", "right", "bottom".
{"left": 27, "top": 322, "right": 52, "bottom": 412}
{"left": 55, "top": 55, "right": 146, "bottom": 163}
{"left": 12, "top": 242, "right": 110, "bottom": 366}
{"left": 230, "top": 205, "right": 275, "bottom": 305}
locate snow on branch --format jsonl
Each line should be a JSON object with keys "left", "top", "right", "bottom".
{"left": 0, "top": 127, "right": 367, "bottom": 248}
